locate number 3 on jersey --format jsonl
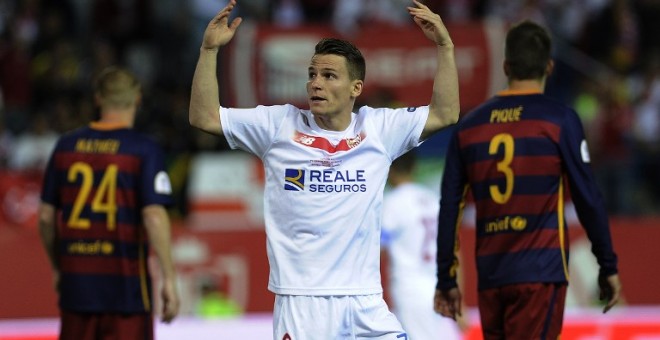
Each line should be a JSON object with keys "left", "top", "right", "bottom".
{"left": 67, "top": 162, "right": 118, "bottom": 231}
{"left": 488, "top": 133, "right": 514, "bottom": 204}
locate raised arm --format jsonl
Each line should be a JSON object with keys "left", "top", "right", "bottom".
{"left": 189, "top": 0, "right": 242, "bottom": 136}
{"left": 408, "top": 0, "right": 460, "bottom": 140}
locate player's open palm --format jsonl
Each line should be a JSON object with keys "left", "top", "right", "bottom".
{"left": 407, "top": 0, "right": 452, "bottom": 47}
{"left": 202, "top": 0, "right": 243, "bottom": 51}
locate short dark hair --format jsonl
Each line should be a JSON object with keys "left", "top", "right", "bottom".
{"left": 314, "top": 38, "right": 366, "bottom": 81}
{"left": 505, "top": 20, "right": 552, "bottom": 80}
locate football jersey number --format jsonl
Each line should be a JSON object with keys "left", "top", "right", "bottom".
{"left": 488, "top": 133, "right": 514, "bottom": 204}
{"left": 67, "top": 162, "right": 118, "bottom": 230}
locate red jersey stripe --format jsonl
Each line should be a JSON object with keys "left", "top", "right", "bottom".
{"left": 458, "top": 120, "right": 561, "bottom": 146}
{"left": 476, "top": 228, "right": 562, "bottom": 256}
{"left": 475, "top": 193, "right": 559, "bottom": 218}
{"left": 55, "top": 152, "right": 141, "bottom": 173}
{"left": 468, "top": 155, "right": 562, "bottom": 182}
{"left": 59, "top": 255, "right": 143, "bottom": 276}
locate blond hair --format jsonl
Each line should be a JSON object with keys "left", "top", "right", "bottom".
{"left": 94, "top": 66, "right": 141, "bottom": 108}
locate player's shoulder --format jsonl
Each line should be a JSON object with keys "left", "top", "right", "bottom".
{"left": 458, "top": 94, "right": 577, "bottom": 129}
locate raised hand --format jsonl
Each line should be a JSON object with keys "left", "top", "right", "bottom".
{"left": 202, "top": 0, "right": 243, "bottom": 51}
{"left": 407, "top": 0, "right": 453, "bottom": 47}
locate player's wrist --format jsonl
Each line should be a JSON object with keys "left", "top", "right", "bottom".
{"left": 436, "top": 41, "right": 454, "bottom": 49}
{"left": 200, "top": 47, "right": 220, "bottom": 54}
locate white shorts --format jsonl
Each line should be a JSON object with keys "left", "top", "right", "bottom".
{"left": 273, "top": 294, "right": 407, "bottom": 340}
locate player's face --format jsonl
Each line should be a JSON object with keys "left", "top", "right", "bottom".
{"left": 307, "top": 54, "right": 362, "bottom": 120}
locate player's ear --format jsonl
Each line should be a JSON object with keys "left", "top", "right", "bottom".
{"left": 94, "top": 94, "right": 102, "bottom": 107}
{"left": 545, "top": 60, "right": 554, "bottom": 76}
{"left": 503, "top": 61, "right": 511, "bottom": 77}
{"left": 351, "top": 79, "right": 363, "bottom": 98}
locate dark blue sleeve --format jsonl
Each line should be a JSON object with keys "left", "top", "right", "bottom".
{"left": 140, "top": 141, "right": 174, "bottom": 208}
{"left": 436, "top": 127, "right": 468, "bottom": 290}
{"left": 40, "top": 142, "right": 61, "bottom": 207}
{"left": 559, "top": 110, "right": 618, "bottom": 277}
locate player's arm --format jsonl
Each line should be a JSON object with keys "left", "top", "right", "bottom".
{"left": 408, "top": 0, "right": 460, "bottom": 140}
{"left": 435, "top": 128, "right": 467, "bottom": 319}
{"left": 142, "top": 204, "right": 180, "bottom": 323}
{"left": 189, "top": 0, "right": 242, "bottom": 136}
{"left": 559, "top": 111, "right": 621, "bottom": 313}
{"left": 38, "top": 202, "right": 60, "bottom": 292}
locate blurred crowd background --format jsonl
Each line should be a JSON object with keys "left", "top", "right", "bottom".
{"left": 0, "top": 0, "right": 659, "bottom": 218}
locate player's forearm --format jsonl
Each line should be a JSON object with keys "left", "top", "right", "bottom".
{"left": 189, "top": 49, "right": 222, "bottom": 135}
{"left": 142, "top": 205, "right": 177, "bottom": 281}
{"left": 37, "top": 203, "right": 58, "bottom": 271}
{"left": 429, "top": 45, "right": 460, "bottom": 127}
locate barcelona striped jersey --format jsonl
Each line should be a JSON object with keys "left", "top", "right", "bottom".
{"left": 41, "top": 122, "right": 173, "bottom": 312}
{"left": 436, "top": 90, "right": 618, "bottom": 291}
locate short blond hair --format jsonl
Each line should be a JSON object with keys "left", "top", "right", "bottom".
{"left": 94, "top": 66, "right": 141, "bottom": 108}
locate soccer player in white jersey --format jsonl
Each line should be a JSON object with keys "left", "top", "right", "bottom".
{"left": 189, "top": 0, "right": 459, "bottom": 338}
{"left": 382, "top": 151, "right": 465, "bottom": 340}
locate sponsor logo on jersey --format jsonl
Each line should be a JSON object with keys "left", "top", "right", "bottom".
{"left": 68, "top": 240, "right": 114, "bottom": 255}
{"left": 407, "top": 107, "right": 417, "bottom": 112}
{"left": 485, "top": 215, "right": 527, "bottom": 233}
{"left": 284, "top": 169, "right": 367, "bottom": 193}
{"left": 284, "top": 169, "right": 305, "bottom": 191}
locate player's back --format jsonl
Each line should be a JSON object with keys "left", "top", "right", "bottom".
{"left": 456, "top": 91, "right": 574, "bottom": 289}
{"left": 41, "top": 123, "right": 171, "bottom": 313}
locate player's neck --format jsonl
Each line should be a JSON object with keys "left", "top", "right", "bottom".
{"left": 507, "top": 79, "right": 546, "bottom": 93}
{"left": 313, "top": 111, "right": 352, "bottom": 132}
{"left": 99, "top": 110, "right": 135, "bottom": 128}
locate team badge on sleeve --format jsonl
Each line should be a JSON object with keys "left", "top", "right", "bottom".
{"left": 580, "top": 140, "right": 591, "bottom": 163}
{"left": 154, "top": 171, "right": 173, "bottom": 194}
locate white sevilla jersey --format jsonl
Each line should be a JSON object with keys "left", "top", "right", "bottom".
{"left": 221, "top": 104, "right": 428, "bottom": 295}
{"left": 381, "top": 182, "right": 439, "bottom": 293}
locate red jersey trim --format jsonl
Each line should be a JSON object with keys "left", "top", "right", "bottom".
{"left": 292, "top": 131, "right": 366, "bottom": 153}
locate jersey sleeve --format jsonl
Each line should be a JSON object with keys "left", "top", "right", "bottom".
{"left": 559, "top": 110, "right": 618, "bottom": 277}
{"left": 40, "top": 141, "right": 62, "bottom": 207}
{"left": 436, "top": 126, "right": 468, "bottom": 290}
{"left": 363, "top": 105, "right": 429, "bottom": 160}
{"left": 220, "top": 104, "right": 292, "bottom": 157}
{"left": 140, "top": 141, "right": 174, "bottom": 207}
